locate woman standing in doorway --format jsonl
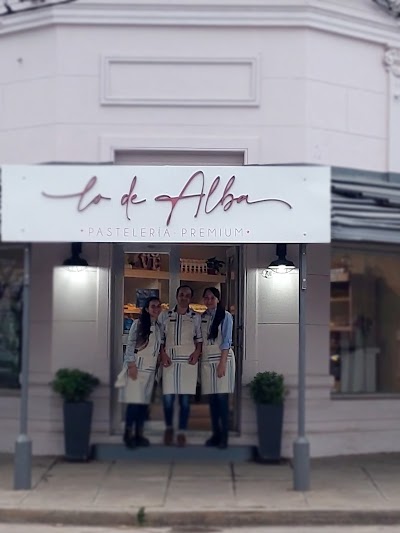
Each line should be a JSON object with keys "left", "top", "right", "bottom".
{"left": 115, "top": 296, "right": 162, "bottom": 449}
{"left": 201, "top": 287, "right": 235, "bottom": 449}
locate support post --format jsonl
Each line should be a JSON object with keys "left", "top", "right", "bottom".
{"left": 293, "top": 243, "right": 310, "bottom": 491}
{"left": 169, "top": 245, "right": 181, "bottom": 305}
{"left": 14, "top": 243, "right": 32, "bottom": 490}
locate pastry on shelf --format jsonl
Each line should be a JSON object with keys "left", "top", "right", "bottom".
{"left": 190, "top": 303, "right": 207, "bottom": 313}
{"left": 124, "top": 303, "right": 140, "bottom": 314}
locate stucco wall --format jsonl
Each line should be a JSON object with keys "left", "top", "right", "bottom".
{"left": 241, "top": 244, "right": 333, "bottom": 456}
{"left": 2, "top": 240, "right": 400, "bottom": 457}
{"left": 1, "top": 1, "right": 400, "bottom": 456}
{"left": 0, "top": 20, "right": 391, "bottom": 170}
{"left": 243, "top": 243, "right": 400, "bottom": 457}
{"left": 0, "top": 243, "right": 112, "bottom": 454}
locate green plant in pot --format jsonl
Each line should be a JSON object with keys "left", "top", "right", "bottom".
{"left": 249, "top": 371, "right": 285, "bottom": 462}
{"left": 206, "top": 257, "right": 225, "bottom": 275}
{"left": 52, "top": 368, "right": 100, "bottom": 462}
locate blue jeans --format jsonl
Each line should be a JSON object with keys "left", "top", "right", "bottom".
{"left": 209, "top": 394, "right": 229, "bottom": 438}
{"left": 163, "top": 394, "right": 190, "bottom": 431}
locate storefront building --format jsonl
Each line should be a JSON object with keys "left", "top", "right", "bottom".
{"left": 1, "top": 0, "right": 400, "bottom": 457}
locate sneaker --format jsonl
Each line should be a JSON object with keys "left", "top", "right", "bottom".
{"left": 205, "top": 434, "right": 220, "bottom": 447}
{"left": 136, "top": 435, "right": 150, "bottom": 447}
{"left": 177, "top": 433, "right": 186, "bottom": 447}
{"left": 123, "top": 429, "right": 136, "bottom": 449}
{"left": 164, "top": 427, "right": 174, "bottom": 446}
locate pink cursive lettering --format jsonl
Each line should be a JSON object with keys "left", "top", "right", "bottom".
{"left": 42, "top": 170, "right": 293, "bottom": 227}
{"left": 42, "top": 176, "right": 111, "bottom": 212}
{"left": 155, "top": 171, "right": 292, "bottom": 226}
{"left": 155, "top": 171, "right": 205, "bottom": 226}
{"left": 120, "top": 176, "right": 146, "bottom": 221}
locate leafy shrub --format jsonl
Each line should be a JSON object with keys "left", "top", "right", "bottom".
{"left": 52, "top": 368, "right": 100, "bottom": 403}
{"left": 249, "top": 371, "right": 285, "bottom": 405}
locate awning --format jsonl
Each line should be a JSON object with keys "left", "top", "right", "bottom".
{"left": 332, "top": 175, "right": 400, "bottom": 244}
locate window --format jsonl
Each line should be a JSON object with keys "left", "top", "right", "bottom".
{"left": 0, "top": 246, "right": 23, "bottom": 388}
{"left": 330, "top": 243, "right": 400, "bottom": 395}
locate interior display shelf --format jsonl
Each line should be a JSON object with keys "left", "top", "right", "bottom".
{"left": 124, "top": 306, "right": 207, "bottom": 314}
{"left": 124, "top": 267, "right": 226, "bottom": 283}
{"left": 330, "top": 325, "right": 352, "bottom": 332}
{"left": 330, "top": 271, "right": 350, "bottom": 283}
{"left": 124, "top": 306, "right": 141, "bottom": 315}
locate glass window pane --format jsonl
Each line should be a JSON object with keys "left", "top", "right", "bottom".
{"left": 0, "top": 246, "right": 24, "bottom": 388}
{"left": 331, "top": 244, "right": 400, "bottom": 394}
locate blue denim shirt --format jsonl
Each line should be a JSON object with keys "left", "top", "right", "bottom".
{"left": 204, "top": 309, "right": 233, "bottom": 350}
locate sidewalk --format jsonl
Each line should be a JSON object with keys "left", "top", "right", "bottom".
{"left": 1, "top": 453, "right": 400, "bottom": 528}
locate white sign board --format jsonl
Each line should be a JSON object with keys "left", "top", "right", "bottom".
{"left": 0, "top": 165, "right": 331, "bottom": 243}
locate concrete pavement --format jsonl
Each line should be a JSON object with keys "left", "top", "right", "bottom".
{"left": 1, "top": 453, "right": 400, "bottom": 527}
{"left": 0, "top": 524, "right": 399, "bottom": 533}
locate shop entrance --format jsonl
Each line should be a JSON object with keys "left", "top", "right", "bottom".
{"left": 110, "top": 243, "right": 244, "bottom": 439}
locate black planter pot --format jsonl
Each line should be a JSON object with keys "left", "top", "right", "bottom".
{"left": 255, "top": 403, "right": 284, "bottom": 461}
{"left": 63, "top": 401, "right": 93, "bottom": 462}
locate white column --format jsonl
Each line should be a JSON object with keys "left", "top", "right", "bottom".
{"left": 384, "top": 47, "right": 400, "bottom": 173}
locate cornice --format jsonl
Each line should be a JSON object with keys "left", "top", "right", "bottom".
{"left": 373, "top": 0, "right": 400, "bottom": 18}
{"left": 384, "top": 46, "right": 400, "bottom": 76}
{"left": 0, "top": 0, "right": 77, "bottom": 18}
{"left": 0, "top": 1, "right": 399, "bottom": 47}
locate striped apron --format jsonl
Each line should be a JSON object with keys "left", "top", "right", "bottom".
{"left": 115, "top": 323, "right": 161, "bottom": 405}
{"left": 200, "top": 313, "right": 236, "bottom": 395}
{"left": 162, "top": 310, "right": 199, "bottom": 395}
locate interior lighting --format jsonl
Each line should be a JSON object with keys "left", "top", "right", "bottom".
{"left": 262, "top": 244, "right": 296, "bottom": 277}
{"left": 63, "top": 242, "right": 89, "bottom": 272}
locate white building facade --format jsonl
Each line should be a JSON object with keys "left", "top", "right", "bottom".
{"left": 1, "top": 0, "right": 400, "bottom": 457}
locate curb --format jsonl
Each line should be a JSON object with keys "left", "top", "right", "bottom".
{"left": 2, "top": 508, "right": 400, "bottom": 528}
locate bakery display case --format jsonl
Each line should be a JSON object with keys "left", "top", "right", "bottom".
{"left": 123, "top": 251, "right": 226, "bottom": 329}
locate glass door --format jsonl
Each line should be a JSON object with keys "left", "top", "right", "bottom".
{"left": 111, "top": 244, "right": 179, "bottom": 434}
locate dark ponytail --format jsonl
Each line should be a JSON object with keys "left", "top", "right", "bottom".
{"left": 136, "top": 296, "right": 160, "bottom": 347}
{"left": 203, "top": 287, "right": 225, "bottom": 341}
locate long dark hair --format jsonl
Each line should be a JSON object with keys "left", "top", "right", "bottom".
{"left": 203, "top": 287, "right": 225, "bottom": 341}
{"left": 136, "top": 296, "right": 160, "bottom": 347}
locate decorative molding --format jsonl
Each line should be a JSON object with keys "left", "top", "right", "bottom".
{"left": 385, "top": 47, "right": 400, "bottom": 172}
{"left": 0, "top": 2, "right": 400, "bottom": 47}
{"left": 384, "top": 47, "right": 400, "bottom": 77}
{"left": 373, "top": 0, "right": 400, "bottom": 18}
{"left": 98, "top": 134, "right": 261, "bottom": 164}
{"left": 100, "top": 56, "right": 260, "bottom": 107}
{"left": 0, "top": 0, "right": 76, "bottom": 18}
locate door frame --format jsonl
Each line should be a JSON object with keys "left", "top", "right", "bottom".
{"left": 109, "top": 243, "right": 246, "bottom": 435}
{"left": 226, "top": 245, "right": 246, "bottom": 434}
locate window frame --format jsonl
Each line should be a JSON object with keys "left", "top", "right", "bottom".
{"left": 330, "top": 240, "right": 400, "bottom": 397}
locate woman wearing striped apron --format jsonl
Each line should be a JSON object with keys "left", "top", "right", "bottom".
{"left": 201, "top": 287, "right": 235, "bottom": 449}
{"left": 115, "top": 297, "right": 162, "bottom": 449}
{"left": 159, "top": 285, "right": 202, "bottom": 447}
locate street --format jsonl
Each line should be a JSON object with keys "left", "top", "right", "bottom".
{"left": 0, "top": 526, "right": 399, "bottom": 533}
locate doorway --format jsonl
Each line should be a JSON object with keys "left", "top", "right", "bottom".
{"left": 110, "top": 243, "right": 245, "bottom": 438}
